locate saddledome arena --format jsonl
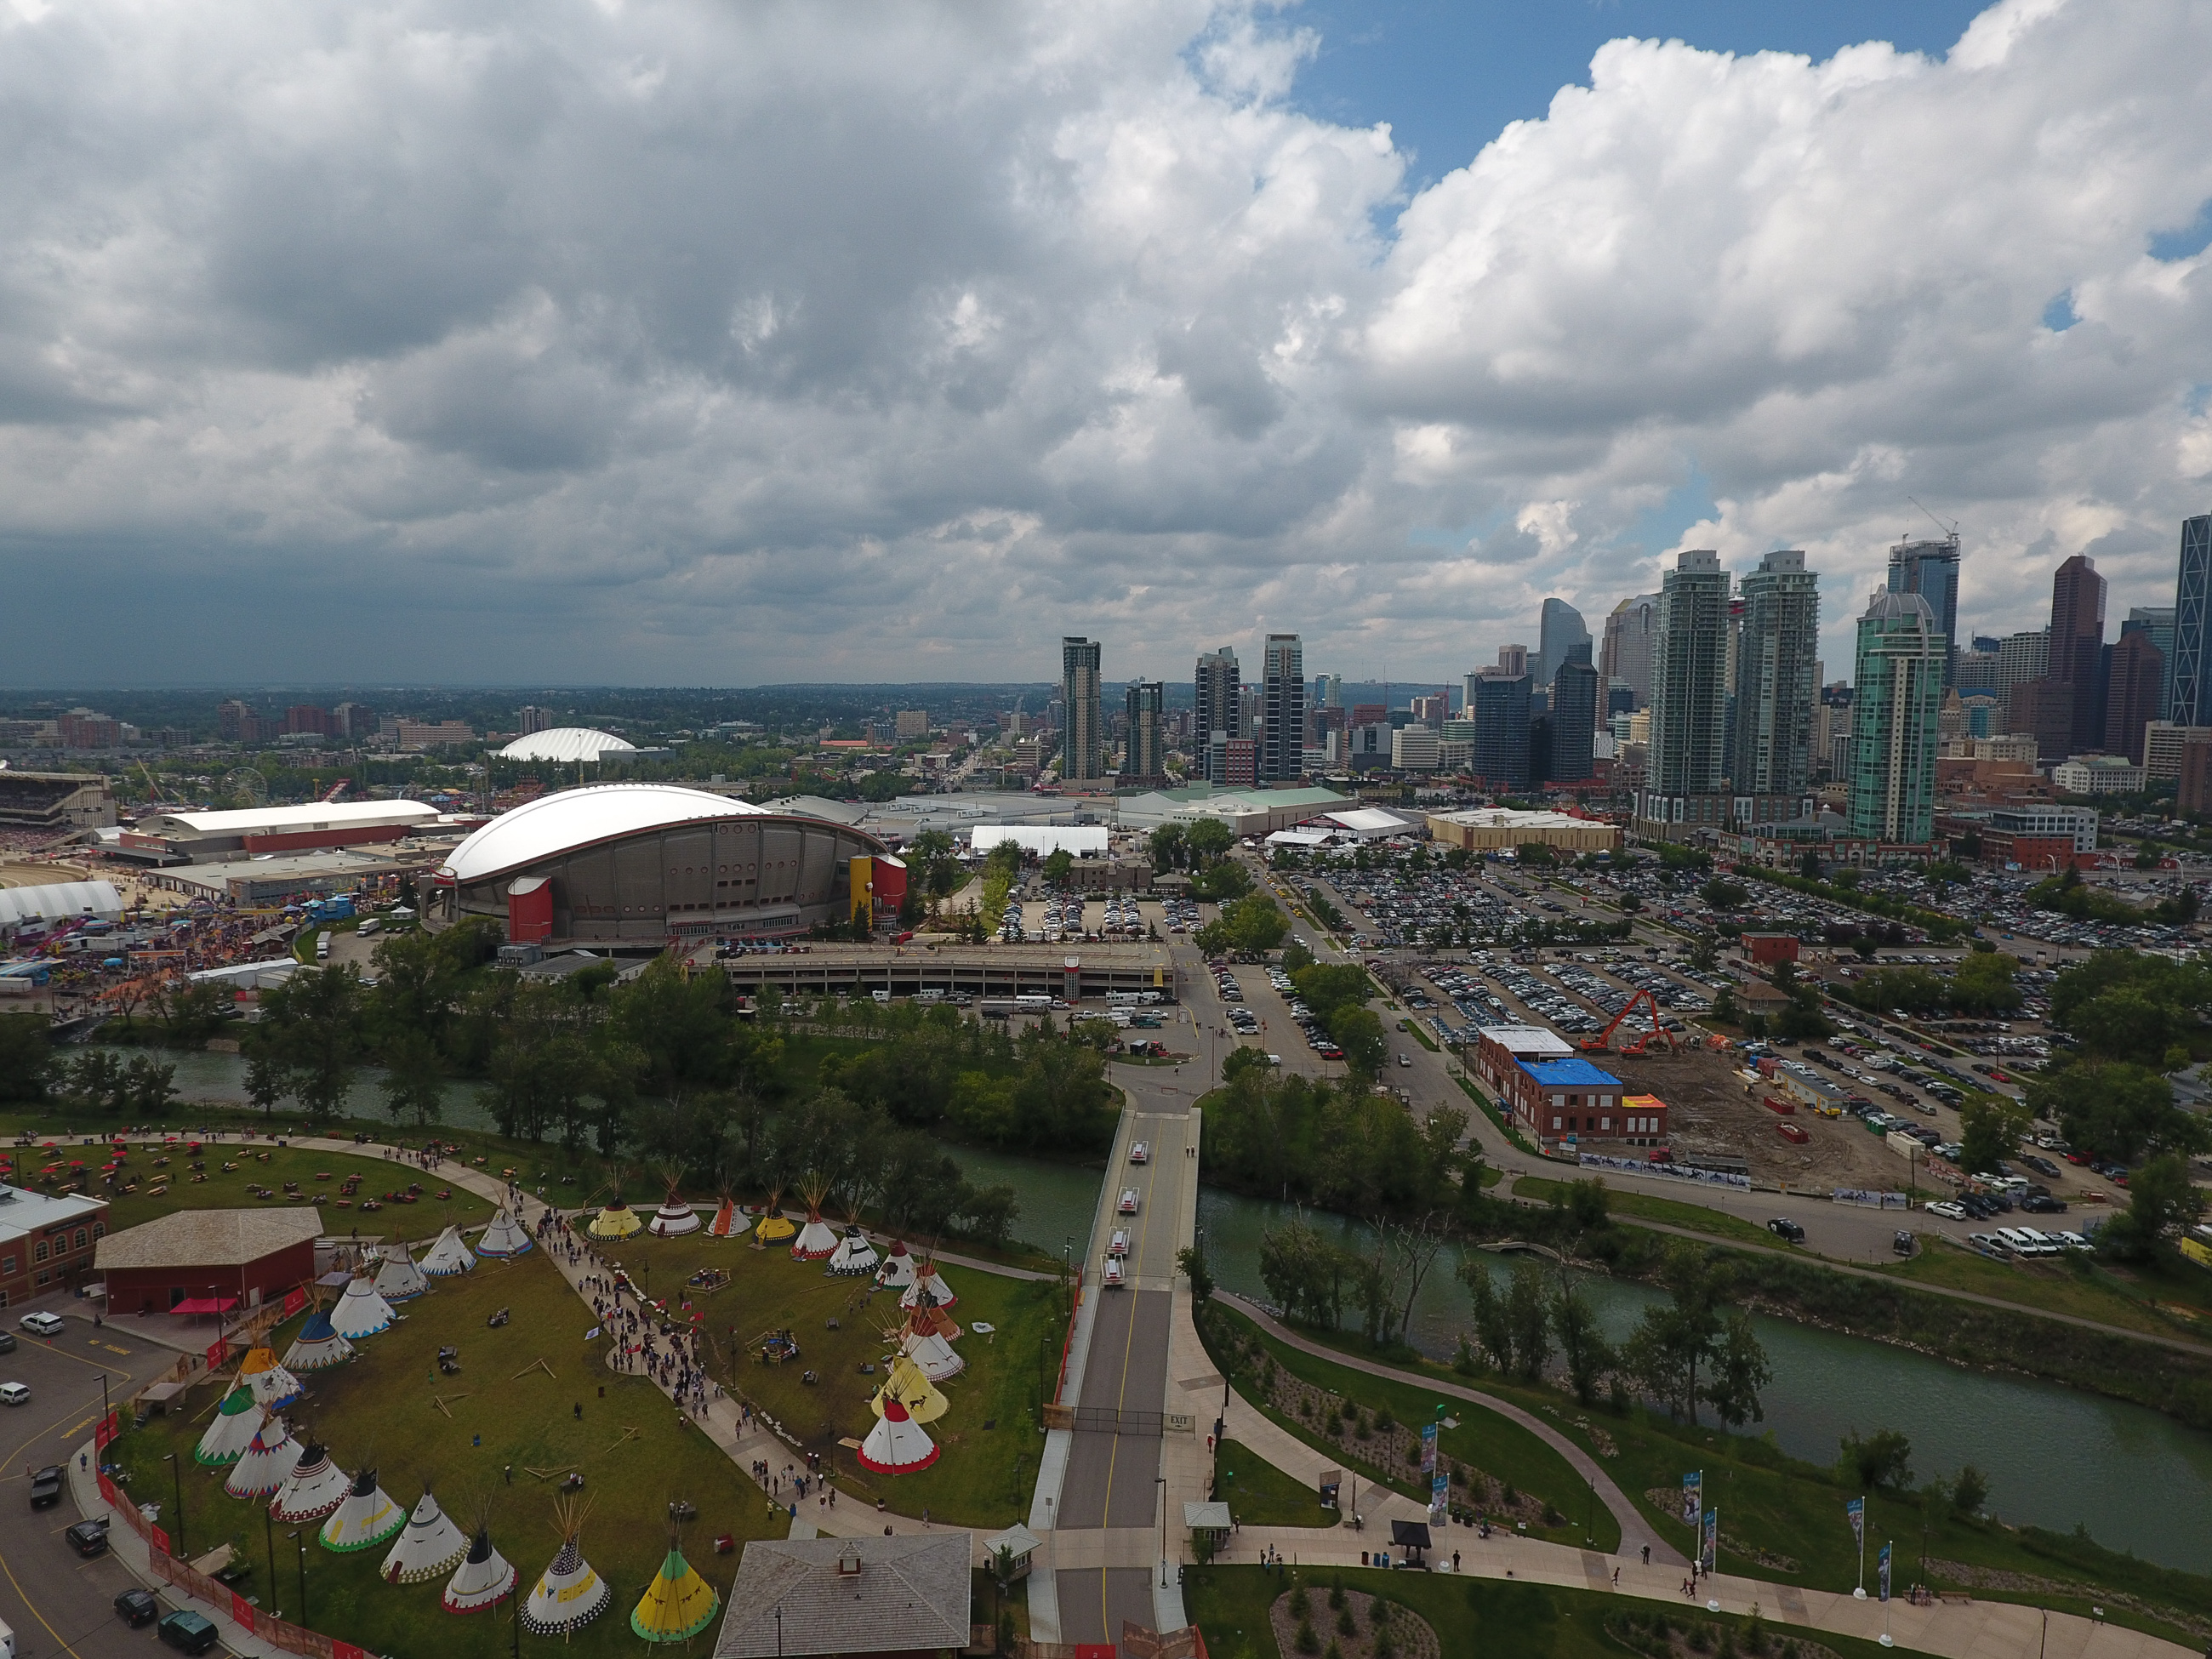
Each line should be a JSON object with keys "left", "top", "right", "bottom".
{"left": 430, "top": 784, "right": 898, "bottom": 946}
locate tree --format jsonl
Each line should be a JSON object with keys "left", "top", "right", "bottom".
{"left": 1041, "top": 848, "right": 1075, "bottom": 887}
{"left": 1710, "top": 987, "right": 1740, "bottom": 1026}
{"left": 2029, "top": 1059, "right": 2208, "bottom": 1163}
{"left": 1838, "top": 1428, "right": 1914, "bottom": 1493}
{"left": 1622, "top": 1244, "right": 1731, "bottom": 1424}
{"left": 1457, "top": 1257, "right": 1514, "bottom": 1371}
{"left": 1220, "top": 893, "right": 1289, "bottom": 955}
{"left": 1503, "top": 1259, "right": 1553, "bottom": 1381}
{"left": 257, "top": 964, "right": 364, "bottom": 1123}
{"left": 1148, "top": 823, "right": 1188, "bottom": 873}
{"left": 1799, "top": 848, "right": 1823, "bottom": 880}
{"left": 1175, "top": 1245, "right": 1214, "bottom": 1304}
{"left": 379, "top": 1028, "right": 448, "bottom": 1127}
{"left": 1957, "top": 1094, "right": 2030, "bottom": 1175}
{"left": 1700, "top": 878, "right": 1748, "bottom": 911}
{"left": 1329, "top": 1006, "right": 1388, "bottom": 1079}
{"left": 1185, "top": 818, "right": 1234, "bottom": 864}
{"left": 1700, "top": 1309, "right": 1773, "bottom": 1428}
{"left": 0, "top": 1015, "right": 54, "bottom": 1103}
{"left": 1951, "top": 1464, "right": 1990, "bottom": 1516}
{"left": 1950, "top": 951, "right": 2022, "bottom": 1014}
{"left": 2097, "top": 1151, "right": 2206, "bottom": 1260}
{"left": 1222, "top": 1046, "right": 1274, "bottom": 1083}
{"left": 1552, "top": 1280, "right": 1612, "bottom": 1405}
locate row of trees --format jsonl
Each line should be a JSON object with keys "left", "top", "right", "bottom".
{"left": 1206, "top": 1064, "right": 1471, "bottom": 1217}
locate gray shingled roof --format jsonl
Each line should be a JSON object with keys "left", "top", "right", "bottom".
{"left": 713, "top": 1532, "right": 970, "bottom": 1659}
{"left": 94, "top": 1208, "right": 326, "bottom": 1270}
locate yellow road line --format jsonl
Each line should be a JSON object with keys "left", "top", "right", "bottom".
{"left": 0, "top": 1547, "right": 88, "bottom": 1659}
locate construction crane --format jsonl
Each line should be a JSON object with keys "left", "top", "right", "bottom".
{"left": 1580, "top": 987, "right": 1679, "bottom": 1057}
{"left": 134, "top": 760, "right": 168, "bottom": 806}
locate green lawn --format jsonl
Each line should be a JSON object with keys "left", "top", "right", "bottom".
{"left": 1212, "top": 1311, "right": 2212, "bottom": 1651}
{"left": 1184, "top": 1563, "right": 1916, "bottom": 1659}
{"left": 1212, "top": 1439, "right": 1339, "bottom": 1530}
{"left": 592, "top": 1226, "right": 1068, "bottom": 1530}
{"left": 1511, "top": 1176, "right": 1787, "bottom": 1254}
{"left": 88, "top": 1142, "right": 496, "bottom": 1241}
{"left": 105, "top": 1247, "right": 785, "bottom": 1659}
{"left": 1199, "top": 1302, "right": 1617, "bottom": 1554}
{"left": 1875, "top": 1234, "right": 2212, "bottom": 1337}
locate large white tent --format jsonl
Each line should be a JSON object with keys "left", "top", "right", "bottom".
{"left": 321, "top": 1467, "right": 407, "bottom": 1553}
{"left": 383, "top": 1489, "right": 470, "bottom": 1584}
{"left": 333, "top": 1275, "right": 396, "bottom": 1338}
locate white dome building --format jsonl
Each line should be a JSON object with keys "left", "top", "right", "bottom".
{"left": 496, "top": 727, "right": 637, "bottom": 764}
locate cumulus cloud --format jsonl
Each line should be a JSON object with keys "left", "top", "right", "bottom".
{"left": 0, "top": 0, "right": 2209, "bottom": 683}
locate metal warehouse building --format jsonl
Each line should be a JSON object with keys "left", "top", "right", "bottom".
{"left": 430, "top": 784, "right": 898, "bottom": 945}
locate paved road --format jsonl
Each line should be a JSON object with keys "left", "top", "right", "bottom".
{"left": 0, "top": 1308, "right": 178, "bottom": 1659}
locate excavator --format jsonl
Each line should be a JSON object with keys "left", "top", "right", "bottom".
{"left": 1579, "top": 987, "right": 1680, "bottom": 1057}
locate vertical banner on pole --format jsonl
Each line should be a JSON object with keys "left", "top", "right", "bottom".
{"left": 1430, "top": 1470, "right": 1448, "bottom": 1524}
{"left": 1680, "top": 1471, "right": 1702, "bottom": 1527}
{"left": 1420, "top": 1422, "right": 1436, "bottom": 1474}
{"left": 1701, "top": 1508, "right": 1718, "bottom": 1575}
{"left": 1848, "top": 1497, "right": 1867, "bottom": 1593}
{"left": 1878, "top": 1541, "right": 1892, "bottom": 1603}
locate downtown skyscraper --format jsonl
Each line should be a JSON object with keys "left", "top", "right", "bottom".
{"left": 1123, "top": 679, "right": 1166, "bottom": 786}
{"left": 1260, "top": 634, "right": 1305, "bottom": 783}
{"left": 1060, "top": 636, "right": 1104, "bottom": 784}
{"left": 1639, "top": 550, "right": 1732, "bottom": 833}
{"left": 1849, "top": 590, "right": 1945, "bottom": 844}
{"left": 1731, "top": 550, "right": 1821, "bottom": 802}
{"left": 1886, "top": 533, "right": 1961, "bottom": 687}
{"left": 1194, "top": 645, "right": 1240, "bottom": 784}
{"left": 2168, "top": 516, "right": 2212, "bottom": 727}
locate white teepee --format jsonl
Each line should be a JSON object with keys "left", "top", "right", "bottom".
{"left": 705, "top": 1193, "right": 750, "bottom": 1237}
{"left": 476, "top": 1207, "right": 533, "bottom": 1257}
{"left": 284, "top": 1308, "right": 355, "bottom": 1371}
{"left": 239, "top": 1347, "right": 305, "bottom": 1410}
{"left": 268, "top": 1443, "right": 351, "bottom": 1524}
{"left": 193, "top": 1388, "right": 264, "bottom": 1468}
{"left": 901, "top": 1314, "right": 966, "bottom": 1382}
{"left": 900, "top": 1251, "right": 955, "bottom": 1309}
{"left": 826, "top": 1231, "right": 880, "bottom": 1276}
{"left": 790, "top": 1177, "right": 839, "bottom": 1260}
{"left": 522, "top": 1502, "right": 612, "bottom": 1634}
{"left": 647, "top": 1166, "right": 700, "bottom": 1237}
{"left": 373, "top": 1244, "right": 430, "bottom": 1303}
{"left": 320, "top": 1466, "right": 407, "bottom": 1553}
{"left": 332, "top": 1274, "right": 396, "bottom": 1339}
{"left": 225, "top": 1418, "right": 305, "bottom": 1498}
{"left": 443, "top": 1526, "right": 518, "bottom": 1614}
{"left": 383, "top": 1488, "right": 470, "bottom": 1584}
{"left": 875, "top": 1239, "right": 917, "bottom": 1291}
{"left": 857, "top": 1394, "right": 939, "bottom": 1474}
{"left": 420, "top": 1225, "right": 476, "bottom": 1276}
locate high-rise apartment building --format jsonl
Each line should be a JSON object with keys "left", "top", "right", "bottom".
{"left": 1599, "top": 593, "right": 1661, "bottom": 710}
{"left": 1497, "top": 643, "right": 1529, "bottom": 677}
{"left": 1261, "top": 634, "right": 1306, "bottom": 783}
{"left": 1849, "top": 591, "right": 1945, "bottom": 844}
{"left": 1123, "top": 681, "right": 1166, "bottom": 787}
{"left": 1060, "top": 636, "right": 1104, "bottom": 784}
{"left": 2101, "top": 630, "right": 2163, "bottom": 764}
{"left": 1886, "top": 533, "right": 1962, "bottom": 685}
{"left": 1194, "top": 646, "right": 1239, "bottom": 784}
{"left": 2047, "top": 554, "right": 2107, "bottom": 755}
{"left": 517, "top": 705, "right": 554, "bottom": 736}
{"left": 1545, "top": 660, "right": 1599, "bottom": 785}
{"left": 1533, "top": 599, "right": 1590, "bottom": 690}
{"left": 895, "top": 710, "right": 930, "bottom": 739}
{"left": 1408, "top": 694, "right": 1446, "bottom": 726}
{"left": 2122, "top": 607, "right": 2177, "bottom": 721}
{"left": 1730, "top": 550, "right": 1820, "bottom": 798}
{"left": 2171, "top": 516, "right": 2212, "bottom": 728}
{"left": 1471, "top": 670, "right": 1531, "bottom": 789}
{"left": 1639, "top": 550, "right": 1732, "bottom": 831}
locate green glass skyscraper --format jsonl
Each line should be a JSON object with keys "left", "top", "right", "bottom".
{"left": 1849, "top": 590, "right": 1945, "bottom": 844}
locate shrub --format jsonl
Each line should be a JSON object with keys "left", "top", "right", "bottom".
{"left": 1328, "top": 1578, "right": 1346, "bottom": 1611}
{"left": 1289, "top": 1584, "right": 1310, "bottom": 1618}
{"left": 1337, "top": 1605, "right": 1356, "bottom": 1636}
{"left": 1374, "top": 1407, "right": 1396, "bottom": 1431}
{"left": 1354, "top": 1411, "right": 1372, "bottom": 1440}
{"left": 1369, "top": 1599, "right": 1390, "bottom": 1625}
{"left": 1372, "top": 1624, "right": 1395, "bottom": 1659}
{"left": 1296, "top": 1618, "right": 1320, "bottom": 1656}
{"left": 1687, "top": 1623, "right": 1713, "bottom": 1653}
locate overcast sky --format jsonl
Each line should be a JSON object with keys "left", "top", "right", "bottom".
{"left": 3, "top": 0, "right": 2209, "bottom": 687}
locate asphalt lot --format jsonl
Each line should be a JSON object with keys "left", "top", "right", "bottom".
{"left": 0, "top": 1305, "right": 177, "bottom": 1659}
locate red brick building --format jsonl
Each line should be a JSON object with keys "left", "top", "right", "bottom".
{"left": 94, "top": 1210, "right": 323, "bottom": 1318}
{"left": 1740, "top": 933, "right": 1800, "bottom": 966}
{"left": 0, "top": 1186, "right": 109, "bottom": 1307}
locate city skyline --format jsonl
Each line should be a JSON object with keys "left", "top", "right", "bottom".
{"left": 3, "top": 2, "right": 2209, "bottom": 685}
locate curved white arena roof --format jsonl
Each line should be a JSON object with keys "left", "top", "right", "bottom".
{"left": 496, "top": 727, "right": 636, "bottom": 763}
{"left": 439, "top": 785, "right": 771, "bottom": 884}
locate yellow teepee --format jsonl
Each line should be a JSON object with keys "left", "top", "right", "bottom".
{"left": 869, "top": 1352, "right": 949, "bottom": 1423}
{"left": 630, "top": 1542, "right": 719, "bottom": 1643}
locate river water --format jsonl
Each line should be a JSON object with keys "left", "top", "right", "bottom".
{"left": 83, "top": 1047, "right": 2212, "bottom": 1571}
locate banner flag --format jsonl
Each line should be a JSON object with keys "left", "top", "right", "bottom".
{"left": 1420, "top": 1422, "right": 1437, "bottom": 1474}
{"left": 1701, "top": 1508, "right": 1718, "bottom": 1574}
{"left": 1846, "top": 1497, "right": 1864, "bottom": 1545}
{"left": 281, "top": 1286, "right": 306, "bottom": 1317}
{"left": 1430, "top": 1470, "right": 1448, "bottom": 1522}
{"left": 1878, "top": 1542, "right": 1892, "bottom": 1603}
{"left": 1681, "top": 1471, "right": 1702, "bottom": 1525}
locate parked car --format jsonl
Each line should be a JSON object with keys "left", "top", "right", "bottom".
{"left": 27, "top": 1466, "right": 62, "bottom": 1508}
{"left": 0, "top": 1332, "right": 14, "bottom": 1354}
{"left": 16, "top": 1313, "right": 62, "bottom": 1338}
{"left": 1765, "top": 1218, "right": 1805, "bottom": 1243}
{"left": 114, "top": 1589, "right": 158, "bottom": 1628}
{"left": 65, "top": 1519, "right": 109, "bottom": 1557}
{"left": 0, "top": 1383, "right": 28, "bottom": 1408}
{"left": 1925, "top": 1200, "right": 1967, "bottom": 1221}
{"left": 157, "top": 1610, "right": 219, "bottom": 1655}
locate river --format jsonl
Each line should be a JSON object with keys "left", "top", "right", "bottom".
{"left": 82, "top": 1046, "right": 2212, "bottom": 1571}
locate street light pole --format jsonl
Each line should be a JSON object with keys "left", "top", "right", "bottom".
{"left": 1157, "top": 1475, "right": 1169, "bottom": 1588}
{"left": 162, "top": 1453, "right": 184, "bottom": 1557}
{"left": 290, "top": 1530, "right": 307, "bottom": 1624}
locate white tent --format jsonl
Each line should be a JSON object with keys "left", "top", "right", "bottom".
{"left": 900, "top": 1256, "right": 955, "bottom": 1309}
{"left": 522, "top": 1524, "right": 611, "bottom": 1634}
{"left": 647, "top": 1196, "right": 700, "bottom": 1238}
{"left": 857, "top": 1395, "right": 939, "bottom": 1474}
{"left": 239, "top": 1348, "right": 304, "bottom": 1411}
{"left": 321, "top": 1467, "right": 407, "bottom": 1553}
{"left": 826, "top": 1232, "right": 880, "bottom": 1276}
{"left": 420, "top": 1226, "right": 476, "bottom": 1277}
{"left": 192, "top": 1388, "right": 264, "bottom": 1468}
{"left": 383, "top": 1489, "right": 470, "bottom": 1584}
{"left": 705, "top": 1194, "right": 750, "bottom": 1237}
{"left": 268, "top": 1444, "right": 351, "bottom": 1525}
{"left": 225, "top": 1419, "right": 305, "bottom": 1498}
{"left": 333, "top": 1275, "right": 396, "bottom": 1338}
{"left": 284, "top": 1308, "right": 355, "bottom": 1371}
{"left": 476, "top": 1209, "right": 533, "bottom": 1257}
{"left": 373, "top": 1245, "right": 430, "bottom": 1303}
{"left": 790, "top": 1212, "right": 839, "bottom": 1261}
{"left": 443, "top": 1528, "right": 518, "bottom": 1614}
{"left": 901, "top": 1324, "right": 966, "bottom": 1382}
{"left": 875, "top": 1240, "right": 917, "bottom": 1291}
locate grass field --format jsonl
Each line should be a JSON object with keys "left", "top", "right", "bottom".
{"left": 1510, "top": 1176, "right": 1787, "bottom": 1253}
{"left": 106, "top": 1246, "right": 785, "bottom": 1659}
{"left": 591, "top": 1226, "right": 1069, "bottom": 1530}
{"left": 1184, "top": 1562, "right": 1913, "bottom": 1659}
{"left": 1873, "top": 1234, "right": 2212, "bottom": 1337}
{"left": 1212, "top": 1438, "right": 1340, "bottom": 1531}
{"left": 1200, "top": 1303, "right": 1618, "bottom": 1554}
{"left": 86, "top": 1142, "right": 497, "bottom": 1241}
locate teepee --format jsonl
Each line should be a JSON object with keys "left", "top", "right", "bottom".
{"left": 268, "top": 1442, "right": 351, "bottom": 1525}
{"left": 476, "top": 1207, "right": 533, "bottom": 1257}
{"left": 900, "top": 1248, "right": 955, "bottom": 1309}
{"left": 705, "top": 1189, "right": 750, "bottom": 1237}
{"left": 333, "top": 1274, "right": 396, "bottom": 1339}
{"left": 225, "top": 1418, "right": 305, "bottom": 1498}
{"left": 630, "top": 1531, "right": 720, "bottom": 1644}
{"left": 193, "top": 1388, "right": 264, "bottom": 1468}
{"left": 284, "top": 1306, "right": 355, "bottom": 1371}
{"left": 826, "top": 1229, "right": 880, "bottom": 1277}
{"left": 373, "top": 1243, "right": 430, "bottom": 1303}
{"left": 857, "top": 1393, "right": 939, "bottom": 1474}
{"left": 790, "top": 1176, "right": 839, "bottom": 1260}
{"left": 321, "top": 1465, "right": 407, "bottom": 1553}
{"left": 869, "top": 1352, "right": 949, "bottom": 1423}
{"left": 522, "top": 1499, "right": 612, "bottom": 1635}
{"left": 899, "top": 1302, "right": 966, "bottom": 1382}
{"left": 383, "top": 1487, "right": 470, "bottom": 1584}
{"left": 443, "top": 1524, "right": 518, "bottom": 1614}
{"left": 420, "top": 1225, "right": 476, "bottom": 1276}
{"left": 752, "top": 1185, "right": 795, "bottom": 1246}
{"left": 875, "top": 1238, "right": 917, "bottom": 1291}
{"left": 239, "top": 1346, "right": 304, "bottom": 1410}
{"left": 647, "top": 1162, "right": 700, "bottom": 1237}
